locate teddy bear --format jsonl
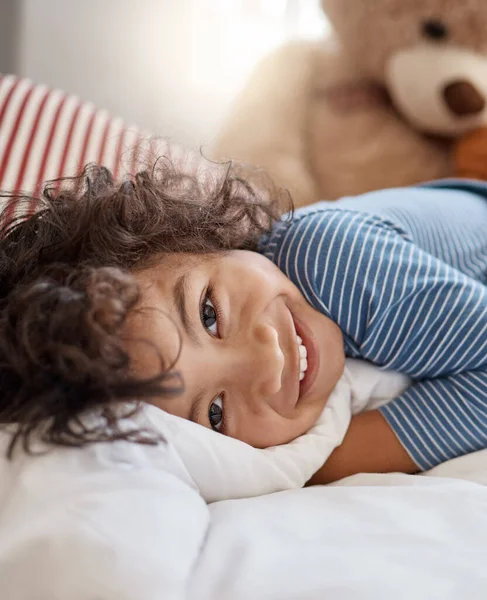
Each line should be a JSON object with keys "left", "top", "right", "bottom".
{"left": 211, "top": 0, "right": 487, "bottom": 207}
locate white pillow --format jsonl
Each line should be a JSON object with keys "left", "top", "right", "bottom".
{"left": 142, "top": 359, "right": 411, "bottom": 503}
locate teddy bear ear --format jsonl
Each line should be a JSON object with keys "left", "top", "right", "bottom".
{"left": 455, "top": 127, "right": 487, "bottom": 181}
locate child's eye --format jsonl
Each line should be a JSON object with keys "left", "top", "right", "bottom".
{"left": 200, "top": 293, "right": 218, "bottom": 336}
{"left": 209, "top": 394, "right": 224, "bottom": 432}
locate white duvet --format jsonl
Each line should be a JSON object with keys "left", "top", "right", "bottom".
{"left": 0, "top": 361, "right": 486, "bottom": 599}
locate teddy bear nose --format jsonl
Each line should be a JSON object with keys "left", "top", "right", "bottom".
{"left": 443, "top": 80, "right": 486, "bottom": 117}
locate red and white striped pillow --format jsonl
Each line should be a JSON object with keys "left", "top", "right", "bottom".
{"left": 0, "top": 74, "right": 152, "bottom": 197}
{"left": 0, "top": 75, "right": 214, "bottom": 228}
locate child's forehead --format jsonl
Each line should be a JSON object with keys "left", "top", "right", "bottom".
{"left": 134, "top": 252, "right": 225, "bottom": 294}
{"left": 138, "top": 252, "right": 221, "bottom": 278}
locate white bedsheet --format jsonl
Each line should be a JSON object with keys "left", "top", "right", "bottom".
{"left": 0, "top": 431, "right": 486, "bottom": 599}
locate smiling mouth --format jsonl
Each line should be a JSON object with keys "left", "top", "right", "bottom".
{"left": 292, "top": 316, "right": 318, "bottom": 404}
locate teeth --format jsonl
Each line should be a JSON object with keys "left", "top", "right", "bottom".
{"left": 296, "top": 333, "right": 308, "bottom": 384}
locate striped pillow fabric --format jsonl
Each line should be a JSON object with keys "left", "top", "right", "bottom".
{"left": 0, "top": 74, "right": 154, "bottom": 197}
{"left": 0, "top": 75, "right": 213, "bottom": 226}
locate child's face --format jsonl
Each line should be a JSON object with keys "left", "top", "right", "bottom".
{"left": 124, "top": 251, "right": 345, "bottom": 448}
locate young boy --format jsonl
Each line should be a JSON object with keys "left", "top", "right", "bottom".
{"left": 1, "top": 157, "right": 486, "bottom": 485}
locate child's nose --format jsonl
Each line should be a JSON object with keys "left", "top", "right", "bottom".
{"left": 232, "top": 323, "right": 285, "bottom": 399}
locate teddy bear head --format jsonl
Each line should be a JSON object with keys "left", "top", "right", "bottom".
{"left": 321, "top": 0, "right": 487, "bottom": 137}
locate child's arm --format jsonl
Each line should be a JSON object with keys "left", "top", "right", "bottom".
{"left": 307, "top": 410, "right": 417, "bottom": 484}
{"left": 268, "top": 205, "right": 487, "bottom": 476}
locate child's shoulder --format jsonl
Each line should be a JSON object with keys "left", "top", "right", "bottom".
{"left": 258, "top": 180, "right": 487, "bottom": 266}
{"left": 258, "top": 201, "right": 409, "bottom": 266}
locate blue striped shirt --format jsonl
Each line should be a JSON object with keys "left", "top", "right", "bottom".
{"left": 258, "top": 180, "right": 487, "bottom": 471}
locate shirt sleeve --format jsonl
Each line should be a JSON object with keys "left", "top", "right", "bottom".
{"left": 268, "top": 208, "right": 487, "bottom": 470}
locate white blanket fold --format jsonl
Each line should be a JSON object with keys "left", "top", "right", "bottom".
{"left": 145, "top": 359, "right": 411, "bottom": 502}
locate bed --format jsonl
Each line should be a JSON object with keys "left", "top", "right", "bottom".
{"left": 0, "top": 428, "right": 486, "bottom": 599}
{"left": 0, "top": 74, "right": 486, "bottom": 599}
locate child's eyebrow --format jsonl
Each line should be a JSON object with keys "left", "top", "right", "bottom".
{"left": 172, "top": 273, "right": 202, "bottom": 348}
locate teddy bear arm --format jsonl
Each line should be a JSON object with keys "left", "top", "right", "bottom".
{"left": 212, "top": 41, "right": 322, "bottom": 206}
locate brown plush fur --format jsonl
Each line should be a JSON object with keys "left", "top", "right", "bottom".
{"left": 455, "top": 127, "right": 487, "bottom": 180}
{"left": 322, "top": 0, "right": 487, "bottom": 80}
{"left": 213, "top": 0, "right": 487, "bottom": 206}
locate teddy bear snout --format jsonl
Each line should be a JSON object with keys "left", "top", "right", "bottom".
{"left": 386, "top": 45, "right": 487, "bottom": 136}
{"left": 443, "top": 80, "right": 486, "bottom": 117}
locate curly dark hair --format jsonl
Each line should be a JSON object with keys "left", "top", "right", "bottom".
{"left": 0, "top": 152, "right": 291, "bottom": 456}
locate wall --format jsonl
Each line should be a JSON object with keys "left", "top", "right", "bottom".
{"left": 17, "top": 0, "right": 328, "bottom": 146}
{"left": 0, "top": 0, "right": 20, "bottom": 73}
